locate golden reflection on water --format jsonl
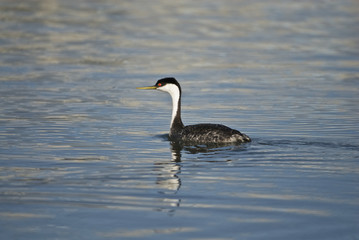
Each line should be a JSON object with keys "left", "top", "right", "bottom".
{"left": 0, "top": 212, "right": 53, "bottom": 219}
{"left": 2, "top": 0, "right": 357, "bottom": 76}
{"left": 98, "top": 227, "right": 198, "bottom": 238}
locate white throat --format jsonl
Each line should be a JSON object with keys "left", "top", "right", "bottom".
{"left": 157, "top": 84, "right": 180, "bottom": 128}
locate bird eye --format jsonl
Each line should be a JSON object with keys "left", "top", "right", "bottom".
{"left": 157, "top": 83, "right": 162, "bottom": 87}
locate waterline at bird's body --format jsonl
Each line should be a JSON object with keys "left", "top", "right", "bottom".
{"left": 137, "top": 77, "right": 251, "bottom": 145}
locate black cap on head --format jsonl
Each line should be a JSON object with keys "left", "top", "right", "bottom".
{"left": 155, "top": 77, "right": 181, "bottom": 92}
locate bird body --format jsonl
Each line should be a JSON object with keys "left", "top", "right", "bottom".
{"left": 172, "top": 123, "right": 250, "bottom": 144}
{"left": 137, "top": 78, "right": 251, "bottom": 145}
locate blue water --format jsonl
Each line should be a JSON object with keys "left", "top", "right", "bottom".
{"left": 1, "top": 0, "right": 359, "bottom": 239}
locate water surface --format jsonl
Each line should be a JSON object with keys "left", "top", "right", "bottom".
{"left": 1, "top": 0, "right": 359, "bottom": 239}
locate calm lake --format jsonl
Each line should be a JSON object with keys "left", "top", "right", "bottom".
{"left": 1, "top": 0, "right": 359, "bottom": 239}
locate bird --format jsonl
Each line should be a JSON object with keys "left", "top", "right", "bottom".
{"left": 137, "top": 77, "right": 251, "bottom": 145}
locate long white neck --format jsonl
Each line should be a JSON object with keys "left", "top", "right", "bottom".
{"left": 157, "top": 84, "right": 182, "bottom": 129}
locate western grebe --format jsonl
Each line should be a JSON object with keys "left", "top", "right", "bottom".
{"left": 137, "top": 77, "right": 251, "bottom": 144}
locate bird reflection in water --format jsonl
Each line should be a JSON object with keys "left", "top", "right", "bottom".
{"left": 153, "top": 139, "right": 248, "bottom": 215}
{"left": 153, "top": 142, "right": 182, "bottom": 216}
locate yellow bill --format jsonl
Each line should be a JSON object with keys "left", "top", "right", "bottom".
{"left": 136, "top": 86, "right": 157, "bottom": 90}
